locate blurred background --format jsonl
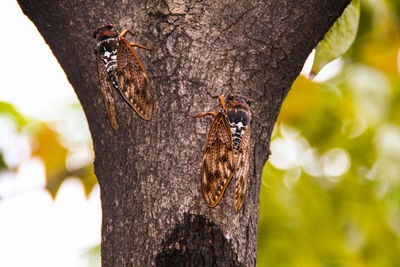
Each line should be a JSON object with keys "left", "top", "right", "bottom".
{"left": 0, "top": 1, "right": 100, "bottom": 267}
{"left": 0, "top": 0, "right": 399, "bottom": 266}
{"left": 258, "top": 0, "right": 400, "bottom": 266}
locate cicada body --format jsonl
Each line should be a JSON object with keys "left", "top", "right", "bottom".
{"left": 194, "top": 93, "right": 252, "bottom": 212}
{"left": 94, "top": 24, "right": 154, "bottom": 130}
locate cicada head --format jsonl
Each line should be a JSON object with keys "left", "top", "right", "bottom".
{"left": 93, "top": 24, "right": 118, "bottom": 42}
{"left": 225, "top": 93, "right": 251, "bottom": 111}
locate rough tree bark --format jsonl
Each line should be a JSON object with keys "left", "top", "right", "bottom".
{"left": 17, "top": 0, "right": 350, "bottom": 266}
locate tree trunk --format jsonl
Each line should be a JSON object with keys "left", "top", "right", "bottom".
{"left": 17, "top": 0, "right": 350, "bottom": 265}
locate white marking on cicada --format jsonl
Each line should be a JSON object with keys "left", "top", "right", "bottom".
{"left": 229, "top": 121, "right": 248, "bottom": 154}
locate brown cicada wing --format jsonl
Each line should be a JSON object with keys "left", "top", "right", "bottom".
{"left": 96, "top": 53, "right": 118, "bottom": 130}
{"left": 116, "top": 38, "right": 154, "bottom": 120}
{"left": 233, "top": 124, "right": 251, "bottom": 212}
{"left": 201, "top": 112, "right": 235, "bottom": 207}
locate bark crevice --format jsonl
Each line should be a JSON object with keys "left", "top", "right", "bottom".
{"left": 156, "top": 213, "right": 243, "bottom": 267}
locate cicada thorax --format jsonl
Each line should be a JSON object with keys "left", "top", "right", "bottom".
{"left": 226, "top": 108, "right": 252, "bottom": 155}
{"left": 225, "top": 95, "right": 252, "bottom": 155}
{"left": 95, "top": 38, "right": 119, "bottom": 89}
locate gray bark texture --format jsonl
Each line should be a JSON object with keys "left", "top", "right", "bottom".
{"left": 17, "top": 0, "right": 350, "bottom": 266}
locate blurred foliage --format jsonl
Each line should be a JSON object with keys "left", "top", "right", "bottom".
{"left": 0, "top": 101, "right": 28, "bottom": 129}
{"left": 0, "top": 103, "right": 96, "bottom": 199}
{"left": 0, "top": 153, "right": 6, "bottom": 171}
{"left": 81, "top": 244, "right": 101, "bottom": 267}
{"left": 31, "top": 124, "right": 97, "bottom": 198}
{"left": 258, "top": 0, "right": 400, "bottom": 266}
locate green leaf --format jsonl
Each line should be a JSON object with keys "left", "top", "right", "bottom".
{"left": 310, "top": 0, "right": 360, "bottom": 78}
{"left": 0, "top": 101, "right": 29, "bottom": 129}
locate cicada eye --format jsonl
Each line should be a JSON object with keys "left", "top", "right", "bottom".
{"left": 93, "top": 28, "right": 99, "bottom": 38}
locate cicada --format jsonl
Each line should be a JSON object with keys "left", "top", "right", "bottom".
{"left": 93, "top": 24, "right": 154, "bottom": 130}
{"left": 193, "top": 93, "right": 252, "bottom": 212}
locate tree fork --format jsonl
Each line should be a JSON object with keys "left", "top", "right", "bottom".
{"left": 17, "top": 0, "right": 350, "bottom": 265}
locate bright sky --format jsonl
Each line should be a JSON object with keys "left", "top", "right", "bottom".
{"left": 0, "top": 2, "right": 100, "bottom": 267}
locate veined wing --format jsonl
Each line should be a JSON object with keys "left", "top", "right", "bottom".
{"left": 201, "top": 113, "right": 235, "bottom": 207}
{"left": 117, "top": 38, "right": 154, "bottom": 120}
{"left": 233, "top": 124, "right": 251, "bottom": 212}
